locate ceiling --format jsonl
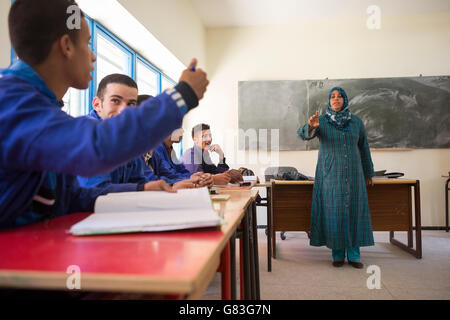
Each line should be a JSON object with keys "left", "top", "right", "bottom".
{"left": 190, "top": 0, "right": 450, "bottom": 28}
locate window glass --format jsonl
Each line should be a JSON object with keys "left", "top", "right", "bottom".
{"left": 12, "top": 15, "right": 179, "bottom": 120}
{"left": 96, "top": 32, "right": 131, "bottom": 90}
{"left": 62, "top": 89, "right": 87, "bottom": 117}
{"left": 136, "top": 60, "right": 158, "bottom": 96}
{"left": 161, "top": 76, "right": 176, "bottom": 91}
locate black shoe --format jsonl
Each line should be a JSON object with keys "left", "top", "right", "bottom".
{"left": 332, "top": 260, "right": 345, "bottom": 267}
{"left": 348, "top": 260, "right": 364, "bottom": 269}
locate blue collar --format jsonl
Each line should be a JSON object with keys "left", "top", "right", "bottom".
{"left": 87, "top": 109, "right": 102, "bottom": 121}
{"left": 0, "top": 59, "right": 64, "bottom": 107}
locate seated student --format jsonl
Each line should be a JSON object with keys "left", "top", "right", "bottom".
{"left": 180, "top": 123, "right": 243, "bottom": 184}
{"left": 77, "top": 75, "right": 210, "bottom": 191}
{"left": 0, "top": 0, "right": 209, "bottom": 229}
{"left": 137, "top": 95, "right": 214, "bottom": 187}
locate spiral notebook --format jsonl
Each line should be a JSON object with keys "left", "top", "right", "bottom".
{"left": 70, "top": 188, "right": 223, "bottom": 236}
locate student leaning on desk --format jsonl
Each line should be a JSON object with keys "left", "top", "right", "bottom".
{"left": 0, "top": 0, "right": 210, "bottom": 230}
{"left": 137, "top": 95, "right": 214, "bottom": 188}
{"left": 76, "top": 74, "right": 212, "bottom": 192}
{"left": 180, "top": 123, "right": 243, "bottom": 185}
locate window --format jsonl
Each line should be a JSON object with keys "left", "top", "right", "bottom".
{"left": 62, "top": 89, "right": 88, "bottom": 117}
{"left": 9, "top": 15, "right": 177, "bottom": 118}
{"left": 161, "top": 75, "right": 177, "bottom": 92}
{"left": 95, "top": 31, "right": 133, "bottom": 93}
{"left": 136, "top": 58, "right": 158, "bottom": 97}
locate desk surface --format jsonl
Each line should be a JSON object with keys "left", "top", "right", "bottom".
{"left": 0, "top": 190, "right": 256, "bottom": 298}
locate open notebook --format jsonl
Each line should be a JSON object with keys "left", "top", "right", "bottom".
{"left": 70, "top": 188, "right": 223, "bottom": 236}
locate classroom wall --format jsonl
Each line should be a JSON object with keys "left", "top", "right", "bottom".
{"left": 1, "top": 0, "right": 205, "bottom": 73}
{"left": 184, "top": 11, "right": 450, "bottom": 227}
{"left": 0, "top": 0, "right": 11, "bottom": 68}
{"left": 118, "top": 0, "right": 206, "bottom": 69}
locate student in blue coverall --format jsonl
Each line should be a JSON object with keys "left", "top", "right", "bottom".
{"left": 137, "top": 95, "right": 214, "bottom": 187}
{"left": 0, "top": 0, "right": 209, "bottom": 229}
{"left": 180, "top": 124, "right": 243, "bottom": 185}
{"left": 77, "top": 75, "right": 213, "bottom": 190}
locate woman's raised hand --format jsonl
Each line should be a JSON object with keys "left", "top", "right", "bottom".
{"left": 308, "top": 111, "right": 320, "bottom": 129}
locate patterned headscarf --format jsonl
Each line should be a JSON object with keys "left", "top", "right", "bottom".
{"left": 325, "top": 87, "right": 351, "bottom": 131}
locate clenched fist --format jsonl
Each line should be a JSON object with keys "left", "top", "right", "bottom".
{"left": 178, "top": 58, "right": 210, "bottom": 100}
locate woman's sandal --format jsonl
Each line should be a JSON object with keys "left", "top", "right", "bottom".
{"left": 348, "top": 260, "right": 364, "bottom": 269}
{"left": 332, "top": 260, "right": 345, "bottom": 267}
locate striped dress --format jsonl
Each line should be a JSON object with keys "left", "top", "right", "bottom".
{"left": 298, "top": 114, "right": 375, "bottom": 249}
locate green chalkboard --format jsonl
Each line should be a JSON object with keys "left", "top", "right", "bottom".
{"left": 238, "top": 76, "right": 450, "bottom": 150}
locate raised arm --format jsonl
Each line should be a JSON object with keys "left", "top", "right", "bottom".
{"left": 0, "top": 60, "right": 209, "bottom": 178}
{"left": 298, "top": 111, "right": 320, "bottom": 141}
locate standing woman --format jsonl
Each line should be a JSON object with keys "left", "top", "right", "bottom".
{"left": 298, "top": 87, "right": 375, "bottom": 268}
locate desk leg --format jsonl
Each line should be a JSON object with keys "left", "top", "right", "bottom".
{"left": 270, "top": 187, "right": 277, "bottom": 259}
{"left": 446, "top": 178, "right": 449, "bottom": 232}
{"left": 247, "top": 205, "right": 256, "bottom": 300}
{"left": 408, "top": 187, "right": 413, "bottom": 249}
{"left": 272, "top": 229, "right": 276, "bottom": 258}
{"left": 414, "top": 181, "right": 422, "bottom": 258}
{"left": 251, "top": 201, "right": 261, "bottom": 300}
{"left": 390, "top": 182, "right": 422, "bottom": 259}
{"left": 221, "top": 242, "right": 231, "bottom": 300}
{"left": 239, "top": 233, "right": 244, "bottom": 300}
{"left": 230, "top": 232, "right": 236, "bottom": 300}
{"left": 242, "top": 211, "right": 251, "bottom": 300}
{"left": 407, "top": 230, "right": 413, "bottom": 249}
{"left": 267, "top": 187, "right": 272, "bottom": 272}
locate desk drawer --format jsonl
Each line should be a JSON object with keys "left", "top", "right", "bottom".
{"left": 272, "top": 185, "right": 313, "bottom": 208}
{"left": 368, "top": 184, "right": 411, "bottom": 231}
{"left": 272, "top": 208, "right": 311, "bottom": 231}
{"left": 272, "top": 185, "right": 312, "bottom": 231}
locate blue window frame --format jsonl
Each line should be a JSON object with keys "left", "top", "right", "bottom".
{"left": 8, "top": 9, "right": 177, "bottom": 117}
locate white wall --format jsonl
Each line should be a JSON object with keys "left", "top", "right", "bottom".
{"left": 1, "top": 0, "right": 206, "bottom": 76}
{"left": 184, "top": 11, "right": 450, "bottom": 227}
{"left": 118, "top": 0, "right": 206, "bottom": 69}
{"left": 0, "top": 0, "right": 11, "bottom": 68}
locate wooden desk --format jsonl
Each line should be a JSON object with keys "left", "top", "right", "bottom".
{"left": 268, "top": 179, "right": 422, "bottom": 268}
{"left": 0, "top": 190, "right": 257, "bottom": 299}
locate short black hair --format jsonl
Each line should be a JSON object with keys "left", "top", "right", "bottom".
{"left": 192, "top": 123, "right": 210, "bottom": 138}
{"left": 9, "top": 0, "right": 85, "bottom": 66}
{"left": 137, "top": 94, "right": 154, "bottom": 106}
{"left": 96, "top": 74, "right": 138, "bottom": 100}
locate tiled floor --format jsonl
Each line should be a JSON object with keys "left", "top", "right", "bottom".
{"left": 202, "top": 230, "right": 450, "bottom": 300}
